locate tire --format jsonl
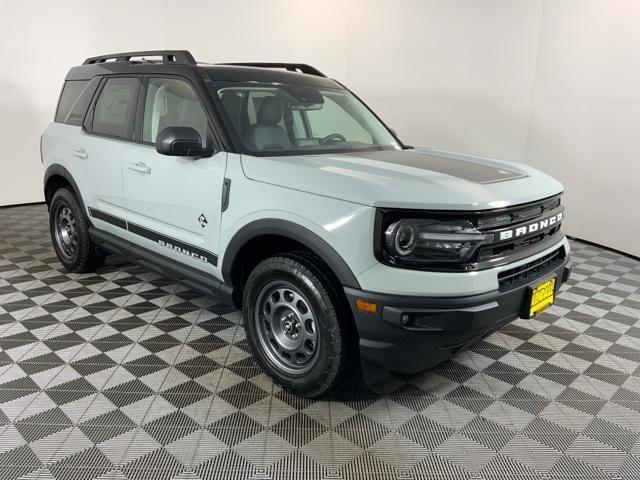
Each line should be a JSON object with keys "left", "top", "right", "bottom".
{"left": 49, "top": 187, "right": 105, "bottom": 273}
{"left": 243, "top": 252, "right": 357, "bottom": 397}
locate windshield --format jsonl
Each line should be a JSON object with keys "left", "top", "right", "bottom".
{"left": 210, "top": 81, "right": 401, "bottom": 155}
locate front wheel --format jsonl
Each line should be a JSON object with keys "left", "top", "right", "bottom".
{"left": 243, "top": 253, "right": 356, "bottom": 397}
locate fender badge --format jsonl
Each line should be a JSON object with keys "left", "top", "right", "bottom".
{"left": 198, "top": 214, "right": 208, "bottom": 228}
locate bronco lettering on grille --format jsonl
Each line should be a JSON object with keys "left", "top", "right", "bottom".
{"left": 498, "top": 212, "right": 563, "bottom": 241}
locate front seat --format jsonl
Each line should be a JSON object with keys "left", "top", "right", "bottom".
{"left": 250, "top": 96, "right": 291, "bottom": 151}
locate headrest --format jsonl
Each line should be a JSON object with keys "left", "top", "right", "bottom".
{"left": 257, "top": 96, "right": 283, "bottom": 126}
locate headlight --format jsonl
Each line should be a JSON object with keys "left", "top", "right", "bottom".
{"left": 382, "top": 219, "right": 489, "bottom": 267}
{"left": 385, "top": 222, "right": 417, "bottom": 256}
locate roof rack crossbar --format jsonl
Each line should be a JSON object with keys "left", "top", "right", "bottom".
{"left": 83, "top": 50, "right": 196, "bottom": 65}
{"left": 218, "top": 63, "right": 326, "bottom": 78}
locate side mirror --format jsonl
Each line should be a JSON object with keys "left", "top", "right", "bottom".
{"left": 155, "top": 127, "right": 214, "bottom": 157}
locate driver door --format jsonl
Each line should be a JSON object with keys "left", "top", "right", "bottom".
{"left": 121, "top": 76, "right": 227, "bottom": 277}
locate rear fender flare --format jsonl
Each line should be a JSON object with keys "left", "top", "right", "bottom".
{"left": 43, "top": 164, "right": 89, "bottom": 218}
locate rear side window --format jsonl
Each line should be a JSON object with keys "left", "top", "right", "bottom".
{"left": 55, "top": 80, "right": 88, "bottom": 123}
{"left": 92, "top": 78, "right": 139, "bottom": 139}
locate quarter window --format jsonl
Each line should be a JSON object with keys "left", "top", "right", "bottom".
{"left": 55, "top": 80, "right": 88, "bottom": 123}
{"left": 142, "top": 78, "right": 211, "bottom": 147}
{"left": 92, "top": 78, "right": 139, "bottom": 139}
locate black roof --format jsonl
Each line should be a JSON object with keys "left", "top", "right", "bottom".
{"left": 65, "top": 50, "right": 342, "bottom": 89}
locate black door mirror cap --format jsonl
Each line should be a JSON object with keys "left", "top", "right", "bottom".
{"left": 156, "top": 127, "right": 214, "bottom": 158}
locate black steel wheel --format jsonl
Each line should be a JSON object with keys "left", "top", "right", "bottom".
{"left": 254, "top": 280, "right": 319, "bottom": 375}
{"left": 243, "top": 252, "right": 357, "bottom": 397}
{"left": 49, "top": 188, "right": 105, "bottom": 273}
{"left": 53, "top": 202, "right": 79, "bottom": 262}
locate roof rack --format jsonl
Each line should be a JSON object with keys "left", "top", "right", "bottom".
{"left": 83, "top": 50, "right": 196, "bottom": 65}
{"left": 217, "top": 63, "right": 326, "bottom": 78}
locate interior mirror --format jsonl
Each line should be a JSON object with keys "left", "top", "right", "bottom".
{"left": 156, "top": 127, "right": 213, "bottom": 157}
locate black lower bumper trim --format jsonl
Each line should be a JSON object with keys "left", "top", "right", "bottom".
{"left": 345, "top": 254, "right": 572, "bottom": 376}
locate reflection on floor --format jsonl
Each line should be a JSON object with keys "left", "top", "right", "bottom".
{"left": 1, "top": 204, "right": 640, "bottom": 480}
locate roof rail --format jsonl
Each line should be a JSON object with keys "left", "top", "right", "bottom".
{"left": 218, "top": 63, "right": 326, "bottom": 78}
{"left": 82, "top": 50, "right": 196, "bottom": 65}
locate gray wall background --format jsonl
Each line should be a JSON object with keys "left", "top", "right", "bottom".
{"left": 1, "top": 0, "right": 638, "bottom": 255}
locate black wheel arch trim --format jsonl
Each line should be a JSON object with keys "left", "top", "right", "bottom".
{"left": 43, "top": 164, "right": 90, "bottom": 219}
{"left": 222, "top": 219, "right": 361, "bottom": 290}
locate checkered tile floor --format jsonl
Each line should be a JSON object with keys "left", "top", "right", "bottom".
{"left": 1, "top": 205, "right": 640, "bottom": 480}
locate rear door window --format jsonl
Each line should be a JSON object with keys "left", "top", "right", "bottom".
{"left": 91, "top": 77, "right": 140, "bottom": 139}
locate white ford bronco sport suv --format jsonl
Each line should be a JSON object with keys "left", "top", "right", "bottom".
{"left": 42, "top": 50, "right": 571, "bottom": 397}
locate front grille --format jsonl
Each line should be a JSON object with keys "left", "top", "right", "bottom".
{"left": 498, "top": 246, "right": 566, "bottom": 290}
{"left": 477, "top": 224, "right": 562, "bottom": 260}
{"left": 477, "top": 195, "right": 561, "bottom": 230}
{"left": 476, "top": 194, "right": 563, "bottom": 263}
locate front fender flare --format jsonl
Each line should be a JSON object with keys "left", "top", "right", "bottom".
{"left": 221, "top": 219, "right": 361, "bottom": 290}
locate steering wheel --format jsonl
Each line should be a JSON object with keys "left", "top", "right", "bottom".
{"left": 319, "top": 133, "right": 347, "bottom": 145}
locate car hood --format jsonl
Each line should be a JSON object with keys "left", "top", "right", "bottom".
{"left": 240, "top": 148, "right": 563, "bottom": 210}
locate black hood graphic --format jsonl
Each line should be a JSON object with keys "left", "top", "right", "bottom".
{"left": 351, "top": 150, "right": 528, "bottom": 184}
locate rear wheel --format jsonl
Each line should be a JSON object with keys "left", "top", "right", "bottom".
{"left": 243, "top": 253, "right": 356, "bottom": 397}
{"left": 49, "top": 188, "right": 104, "bottom": 272}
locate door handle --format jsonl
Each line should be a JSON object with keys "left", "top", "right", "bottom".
{"left": 71, "top": 148, "right": 88, "bottom": 159}
{"left": 128, "top": 161, "right": 151, "bottom": 174}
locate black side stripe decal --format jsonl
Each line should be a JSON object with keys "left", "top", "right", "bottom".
{"left": 88, "top": 207, "right": 127, "bottom": 229}
{"left": 128, "top": 222, "right": 218, "bottom": 266}
{"left": 88, "top": 208, "right": 218, "bottom": 266}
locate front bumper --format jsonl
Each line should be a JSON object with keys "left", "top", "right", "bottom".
{"left": 345, "top": 250, "right": 571, "bottom": 376}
